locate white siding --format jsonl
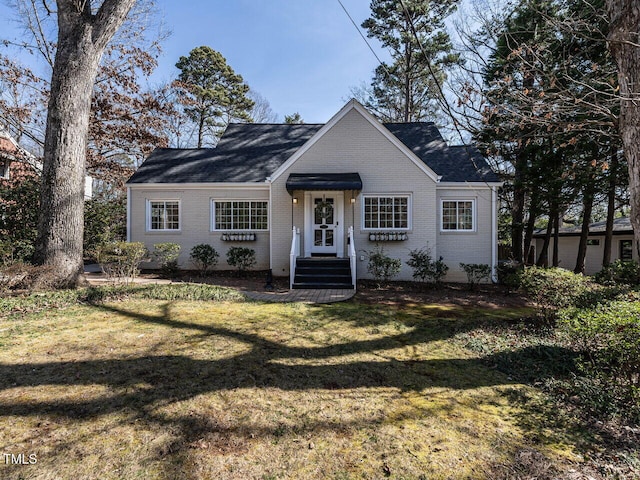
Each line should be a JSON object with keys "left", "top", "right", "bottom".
{"left": 436, "top": 187, "right": 495, "bottom": 282}
{"left": 129, "top": 186, "right": 270, "bottom": 270}
{"left": 271, "top": 107, "right": 439, "bottom": 281}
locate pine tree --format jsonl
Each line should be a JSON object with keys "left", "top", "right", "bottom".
{"left": 361, "top": 0, "right": 459, "bottom": 122}
{"left": 175, "top": 46, "right": 254, "bottom": 147}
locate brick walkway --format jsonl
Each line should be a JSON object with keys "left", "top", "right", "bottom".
{"left": 243, "top": 288, "right": 356, "bottom": 304}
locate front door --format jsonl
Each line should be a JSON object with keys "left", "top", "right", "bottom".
{"left": 304, "top": 192, "right": 344, "bottom": 257}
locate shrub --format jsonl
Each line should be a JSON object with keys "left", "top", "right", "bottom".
{"left": 518, "top": 267, "right": 593, "bottom": 311}
{"left": 496, "top": 260, "right": 523, "bottom": 290}
{"left": 190, "top": 244, "right": 219, "bottom": 275}
{"left": 558, "top": 299, "right": 640, "bottom": 422}
{"left": 153, "top": 242, "right": 181, "bottom": 278}
{"left": 459, "top": 263, "right": 491, "bottom": 290}
{"left": 226, "top": 247, "right": 256, "bottom": 275}
{"left": 96, "top": 241, "right": 148, "bottom": 283}
{"left": 366, "top": 245, "right": 402, "bottom": 286}
{"left": 594, "top": 260, "right": 640, "bottom": 286}
{"left": 0, "top": 176, "right": 39, "bottom": 263}
{"left": 84, "top": 197, "right": 126, "bottom": 259}
{"left": 406, "top": 247, "right": 448, "bottom": 284}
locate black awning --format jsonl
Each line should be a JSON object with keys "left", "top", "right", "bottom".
{"left": 285, "top": 173, "right": 363, "bottom": 193}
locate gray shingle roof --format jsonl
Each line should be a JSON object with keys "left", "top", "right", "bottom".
{"left": 127, "top": 121, "right": 499, "bottom": 184}
{"left": 127, "top": 124, "right": 322, "bottom": 184}
{"left": 533, "top": 217, "right": 633, "bottom": 237}
{"left": 383, "top": 123, "right": 500, "bottom": 182}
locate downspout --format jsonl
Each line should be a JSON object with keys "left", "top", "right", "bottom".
{"left": 267, "top": 177, "right": 273, "bottom": 272}
{"left": 491, "top": 186, "right": 498, "bottom": 283}
{"left": 126, "top": 186, "right": 131, "bottom": 242}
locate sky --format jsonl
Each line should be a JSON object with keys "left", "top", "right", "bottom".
{"left": 0, "top": 0, "right": 389, "bottom": 124}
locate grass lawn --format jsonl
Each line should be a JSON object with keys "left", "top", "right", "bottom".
{"left": 0, "top": 285, "right": 621, "bottom": 479}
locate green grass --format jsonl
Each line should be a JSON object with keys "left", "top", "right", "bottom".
{"left": 0, "top": 287, "right": 632, "bottom": 479}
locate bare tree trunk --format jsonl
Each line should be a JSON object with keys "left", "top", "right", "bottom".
{"left": 537, "top": 216, "right": 553, "bottom": 267}
{"left": 606, "top": 0, "right": 640, "bottom": 258}
{"left": 552, "top": 212, "right": 560, "bottom": 267}
{"left": 603, "top": 149, "right": 619, "bottom": 266}
{"left": 523, "top": 191, "right": 539, "bottom": 265}
{"left": 33, "top": 0, "right": 136, "bottom": 287}
{"left": 511, "top": 153, "right": 526, "bottom": 263}
{"left": 575, "top": 179, "right": 596, "bottom": 274}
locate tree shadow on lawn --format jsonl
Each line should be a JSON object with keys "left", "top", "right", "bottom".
{"left": 0, "top": 300, "right": 587, "bottom": 477}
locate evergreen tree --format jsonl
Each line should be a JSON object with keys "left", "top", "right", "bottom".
{"left": 361, "top": 0, "right": 459, "bottom": 122}
{"left": 175, "top": 46, "right": 254, "bottom": 147}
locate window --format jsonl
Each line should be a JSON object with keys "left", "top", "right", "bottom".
{"left": 0, "top": 160, "right": 8, "bottom": 179}
{"left": 620, "top": 239, "right": 633, "bottom": 261}
{"left": 363, "top": 195, "right": 409, "bottom": 230}
{"left": 213, "top": 200, "right": 268, "bottom": 230}
{"left": 441, "top": 200, "right": 475, "bottom": 231}
{"left": 147, "top": 200, "right": 180, "bottom": 231}
{"left": 587, "top": 239, "right": 600, "bottom": 246}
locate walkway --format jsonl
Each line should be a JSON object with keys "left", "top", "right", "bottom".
{"left": 84, "top": 265, "right": 355, "bottom": 304}
{"left": 243, "top": 288, "right": 356, "bottom": 304}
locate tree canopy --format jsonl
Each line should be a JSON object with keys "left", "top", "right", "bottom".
{"left": 174, "top": 46, "right": 254, "bottom": 147}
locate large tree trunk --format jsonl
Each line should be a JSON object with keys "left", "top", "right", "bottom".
{"left": 33, "top": 0, "right": 136, "bottom": 287}
{"left": 606, "top": 0, "right": 640, "bottom": 258}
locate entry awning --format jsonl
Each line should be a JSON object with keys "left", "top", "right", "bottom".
{"left": 285, "top": 173, "right": 363, "bottom": 193}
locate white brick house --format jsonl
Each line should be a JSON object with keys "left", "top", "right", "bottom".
{"left": 126, "top": 100, "right": 502, "bottom": 288}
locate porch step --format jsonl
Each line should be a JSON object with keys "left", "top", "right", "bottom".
{"left": 293, "top": 258, "right": 354, "bottom": 289}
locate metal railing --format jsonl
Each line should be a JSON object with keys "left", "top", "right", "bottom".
{"left": 289, "top": 226, "right": 300, "bottom": 289}
{"left": 348, "top": 226, "right": 356, "bottom": 290}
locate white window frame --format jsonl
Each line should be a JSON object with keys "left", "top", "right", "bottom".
{"left": 440, "top": 198, "right": 476, "bottom": 232}
{"left": 211, "top": 199, "right": 269, "bottom": 231}
{"left": 361, "top": 194, "right": 412, "bottom": 231}
{"left": 146, "top": 199, "right": 181, "bottom": 232}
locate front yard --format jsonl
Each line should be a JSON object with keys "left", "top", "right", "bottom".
{"left": 0, "top": 285, "right": 635, "bottom": 479}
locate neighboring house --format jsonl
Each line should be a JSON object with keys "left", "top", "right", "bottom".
{"left": 533, "top": 217, "right": 637, "bottom": 275}
{"left": 0, "top": 129, "right": 38, "bottom": 182}
{"left": 126, "top": 100, "right": 502, "bottom": 287}
{"left": 0, "top": 128, "right": 93, "bottom": 199}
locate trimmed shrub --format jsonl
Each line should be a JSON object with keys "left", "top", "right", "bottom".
{"left": 406, "top": 247, "right": 448, "bottom": 284}
{"left": 459, "top": 263, "right": 491, "bottom": 290}
{"left": 226, "top": 247, "right": 256, "bottom": 275}
{"left": 595, "top": 260, "right": 640, "bottom": 286}
{"left": 190, "top": 244, "right": 219, "bottom": 275}
{"left": 366, "top": 245, "right": 402, "bottom": 286}
{"left": 153, "top": 242, "right": 181, "bottom": 278}
{"left": 96, "top": 241, "right": 148, "bottom": 283}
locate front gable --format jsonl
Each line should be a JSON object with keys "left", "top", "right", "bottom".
{"left": 270, "top": 100, "right": 440, "bottom": 183}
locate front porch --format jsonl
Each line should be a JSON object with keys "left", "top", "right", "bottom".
{"left": 286, "top": 173, "right": 361, "bottom": 290}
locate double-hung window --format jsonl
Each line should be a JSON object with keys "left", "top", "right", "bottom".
{"left": 363, "top": 195, "right": 410, "bottom": 230}
{"left": 441, "top": 200, "right": 475, "bottom": 231}
{"left": 212, "top": 200, "right": 268, "bottom": 230}
{"left": 147, "top": 200, "right": 180, "bottom": 231}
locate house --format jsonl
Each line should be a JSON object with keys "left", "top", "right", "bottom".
{"left": 0, "top": 129, "right": 38, "bottom": 182}
{"left": 126, "top": 100, "right": 502, "bottom": 288}
{"left": 0, "top": 128, "right": 93, "bottom": 199}
{"left": 532, "top": 217, "right": 637, "bottom": 275}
